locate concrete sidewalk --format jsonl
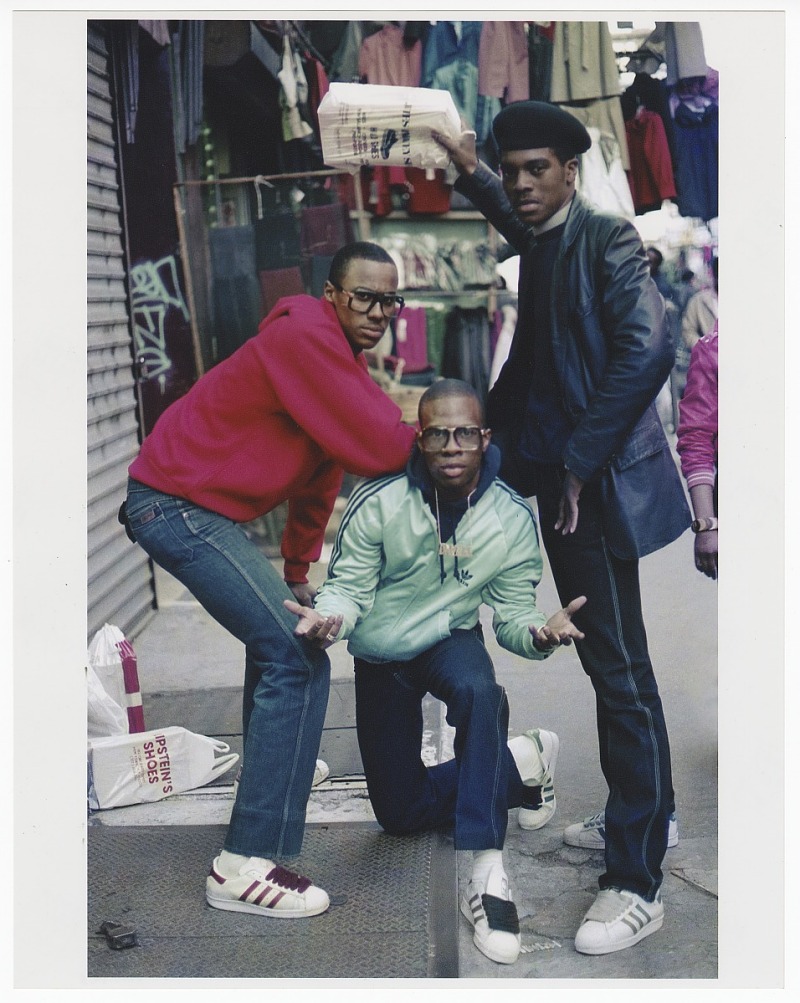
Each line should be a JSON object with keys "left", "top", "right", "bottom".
{"left": 89, "top": 522, "right": 718, "bottom": 980}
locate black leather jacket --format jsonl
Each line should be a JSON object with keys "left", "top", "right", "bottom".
{"left": 455, "top": 164, "right": 690, "bottom": 557}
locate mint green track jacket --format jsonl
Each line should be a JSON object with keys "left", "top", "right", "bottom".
{"left": 313, "top": 471, "right": 554, "bottom": 665}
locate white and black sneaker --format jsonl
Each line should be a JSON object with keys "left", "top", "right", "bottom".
{"left": 564, "top": 811, "right": 679, "bottom": 849}
{"left": 460, "top": 863, "right": 521, "bottom": 964}
{"left": 574, "top": 887, "right": 664, "bottom": 955}
{"left": 508, "top": 728, "right": 559, "bottom": 830}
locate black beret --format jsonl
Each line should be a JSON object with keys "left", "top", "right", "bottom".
{"left": 492, "top": 101, "right": 592, "bottom": 155}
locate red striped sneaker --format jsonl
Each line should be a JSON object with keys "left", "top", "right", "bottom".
{"left": 206, "top": 855, "right": 330, "bottom": 918}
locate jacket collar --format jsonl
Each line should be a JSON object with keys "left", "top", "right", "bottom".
{"left": 561, "top": 192, "right": 592, "bottom": 252}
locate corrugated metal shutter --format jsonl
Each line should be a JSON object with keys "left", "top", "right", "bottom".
{"left": 87, "top": 23, "right": 155, "bottom": 640}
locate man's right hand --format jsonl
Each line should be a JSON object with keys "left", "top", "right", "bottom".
{"left": 283, "top": 599, "right": 343, "bottom": 649}
{"left": 431, "top": 124, "right": 479, "bottom": 176}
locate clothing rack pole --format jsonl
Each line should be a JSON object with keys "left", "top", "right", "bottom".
{"left": 352, "top": 170, "right": 369, "bottom": 241}
{"left": 172, "top": 183, "right": 207, "bottom": 378}
{"left": 174, "top": 168, "right": 355, "bottom": 187}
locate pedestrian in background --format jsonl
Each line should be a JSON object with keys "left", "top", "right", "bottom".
{"left": 120, "top": 241, "right": 416, "bottom": 920}
{"left": 435, "top": 101, "right": 690, "bottom": 956}
{"left": 677, "top": 321, "right": 719, "bottom": 579}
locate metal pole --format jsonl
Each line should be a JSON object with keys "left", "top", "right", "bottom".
{"left": 172, "top": 184, "right": 205, "bottom": 378}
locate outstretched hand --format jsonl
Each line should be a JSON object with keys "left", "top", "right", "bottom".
{"left": 530, "top": 596, "right": 587, "bottom": 651}
{"left": 283, "top": 599, "right": 343, "bottom": 649}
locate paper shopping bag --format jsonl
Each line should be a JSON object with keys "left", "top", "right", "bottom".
{"left": 88, "top": 726, "right": 239, "bottom": 809}
{"left": 318, "top": 83, "right": 461, "bottom": 173}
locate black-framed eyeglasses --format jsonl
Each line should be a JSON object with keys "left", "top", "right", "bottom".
{"left": 417, "top": 426, "right": 487, "bottom": 452}
{"left": 331, "top": 283, "right": 405, "bottom": 317}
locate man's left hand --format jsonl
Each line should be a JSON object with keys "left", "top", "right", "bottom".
{"left": 287, "top": 581, "right": 317, "bottom": 607}
{"left": 530, "top": 595, "right": 587, "bottom": 650}
{"left": 555, "top": 470, "right": 584, "bottom": 534}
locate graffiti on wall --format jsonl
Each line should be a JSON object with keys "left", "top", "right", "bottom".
{"left": 130, "top": 255, "right": 190, "bottom": 393}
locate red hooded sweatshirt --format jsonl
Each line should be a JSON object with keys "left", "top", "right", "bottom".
{"left": 129, "top": 295, "right": 416, "bottom": 582}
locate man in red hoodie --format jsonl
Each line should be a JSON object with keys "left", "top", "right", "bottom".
{"left": 122, "top": 241, "right": 416, "bottom": 919}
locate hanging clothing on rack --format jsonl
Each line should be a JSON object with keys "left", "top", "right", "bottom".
{"left": 549, "top": 21, "right": 621, "bottom": 103}
{"left": 258, "top": 266, "right": 305, "bottom": 317}
{"left": 650, "top": 21, "right": 709, "bottom": 86}
{"left": 478, "top": 22, "right": 529, "bottom": 105}
{"left": 671, "top": 97, "right": 719, "bottom": 222}
{"left": 208, "top": 224, "right": 263, "bottom": 363}
{"left": 405, "top": 168, "right": 452, "bottom": 215}
{"left": 621, "top": 72, "right": 677, "bottom": 172}
{"left": 169, "top": 20, "right": 204, "bottom": 154}
{"left": 575, "top": 126, "right": 635, "bottom": 218}
{"left": 278, "top": 31, "right": 314, "bottom": 142}
{"left": 252, "top": 185, "right": 303, "bottom": 271}
{"left": 421, "top": 21, "right": 482, "bottom": 126}
{"left": 528, "top": 21, "right": 555, "bottom": 102}
{"left": 358, "top": 22, "right": 422, "bottom": 86}
{"left": 549, "top": 23, "right": 629, "bottom": 171}
{"left": 441, "top": 305, "right": 491, "bottom": 403}
{"left": 559, "top": 97, "right": 630, "bottom": 171}
{"left": 391, "top": 307, "right": 430, "bottom": 374}
{"left": 299, "top": 200, "right": 354, "bottom": 257}
{"left": 624, "top": 107, "right": 677, "bottom": 215}
{"left": 326, "top": 21, "right": 367, "bottom": 83}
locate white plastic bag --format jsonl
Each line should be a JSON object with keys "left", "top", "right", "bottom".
{"left": 318, "top": 82, "right": 462, "bottom": 172}
{"left": 88, "top": 726, "right": 240, "bottom": 809}
{"left": 87, "top": 623, "right": 145, "bottom": 734}
{"left": 87, "top": 663, "right": 128, "bottom": 739}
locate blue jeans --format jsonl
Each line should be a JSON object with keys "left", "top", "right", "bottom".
{"left": 533, "top": 464, "right": 674, "bottom": 902}
{"left": 125, "top": 478, "right": 330, "bottom": 859}
{"left": 354, "top": 628, "right": 530, "bottom": 851}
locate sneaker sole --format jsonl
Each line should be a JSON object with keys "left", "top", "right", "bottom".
{"left": 518, "top": 799, "right": 556, "bottom": 830}
{"left": 574, "top": 911, "right": 664, "bottom": 955}
{"left": 206, "top": 890, "right": 330, "bottom": 919}
{"left": 459, "top": 897, "right": 520, "bottom": 965}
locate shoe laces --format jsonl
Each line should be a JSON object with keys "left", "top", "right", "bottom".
{"left": 265, "top": 864, "right": 312, "bottom": 893}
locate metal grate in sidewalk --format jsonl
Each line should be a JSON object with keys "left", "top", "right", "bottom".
{"left": 88, "top": 821, "right": 458, "bottom": 978}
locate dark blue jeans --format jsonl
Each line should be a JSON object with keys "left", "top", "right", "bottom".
{"left": 354, "top": 628, "right": 529, "bottom": 851}
{"left": 125, "top": 479, "right": 330, "bottom": 859}
{"left": 533, "top": 464, "right": 674, "bottom": 902}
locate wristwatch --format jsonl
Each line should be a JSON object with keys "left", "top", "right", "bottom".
{"left": 691, "top": 517, "right": 718, "bottom": 534}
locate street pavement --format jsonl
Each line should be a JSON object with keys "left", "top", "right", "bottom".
{"left": 92, "top": 484, "right": 723, "bottom": 984}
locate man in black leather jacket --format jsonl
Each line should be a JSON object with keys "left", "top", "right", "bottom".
{"left": 435, "top": 101, "right": 690, "bottom": 957}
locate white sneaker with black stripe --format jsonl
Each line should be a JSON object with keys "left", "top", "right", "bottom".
{"left": 508, "top": 728, "right": 559, "bottom": 830}
{"left": 574, "top": 887, "right": 664, "bottom": 954}
{"left": 460, "top": 863, "right": 521, "bottom": 964}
